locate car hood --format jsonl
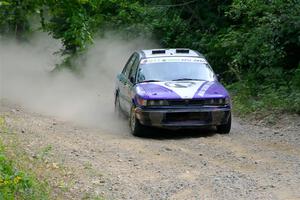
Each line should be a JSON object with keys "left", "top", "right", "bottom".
{"left": 136, "top": 81, "right": 229, "bottom": 100}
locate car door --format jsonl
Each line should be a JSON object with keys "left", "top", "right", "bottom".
{"left": 118, "top": 54, "right": 137, "bottom": 114}
{"left": 123, "top": 54, "right": 140, "bottom": 113}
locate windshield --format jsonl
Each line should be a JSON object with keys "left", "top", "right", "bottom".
{"left": 137, "top": 61, "right": 216, "bottom": 82}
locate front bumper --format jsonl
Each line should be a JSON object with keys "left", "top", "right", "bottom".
{"left": 135, "top": 106, "right": 231, "bottom": 128}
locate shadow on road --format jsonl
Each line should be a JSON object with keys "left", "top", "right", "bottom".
{"left": 138, "top": 126, "right": 216, "bottom": 140}
{"left": 114, "top": 115, "right": 217, "bottom": 140}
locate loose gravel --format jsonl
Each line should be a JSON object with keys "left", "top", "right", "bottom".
{"left": 0, "top": 103, "right": 299, "bottom": 200}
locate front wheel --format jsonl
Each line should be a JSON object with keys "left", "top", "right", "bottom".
{"left": 216, "top": 113, "right": 231, "bottom": 134}
{"left": 130, "top": 106, "right": 146, "bottom": 136}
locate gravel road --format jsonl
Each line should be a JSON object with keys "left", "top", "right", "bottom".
{"left": 0, "top": 102, "right": 300, "bottom": 200}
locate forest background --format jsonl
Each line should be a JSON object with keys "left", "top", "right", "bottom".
{"left": 1, "top": 0, "right": 299, "bottom": 116}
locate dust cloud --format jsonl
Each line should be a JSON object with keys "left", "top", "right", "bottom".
{"left": 0, "top": 33, "right": 157, "bottom": 133}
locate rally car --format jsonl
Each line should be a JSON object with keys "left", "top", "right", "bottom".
{"left": 114, "top": 49, "right": 231, "bottom": 136}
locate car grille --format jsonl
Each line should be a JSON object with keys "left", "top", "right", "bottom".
{"left": 167, "top": 98, "right": 225, "bottom": 106}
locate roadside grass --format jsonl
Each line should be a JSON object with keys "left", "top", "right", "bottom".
{"left": 0, "top": 114, "right": 106, "bottom": 200}
{"left": 0, "top": 116, "right": 49, "bottom": 200}
{"left": 228, "top": 81, "right": 300, "bottom": 124}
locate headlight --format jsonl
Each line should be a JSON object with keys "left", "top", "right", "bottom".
{"left": 204, "top": 98, "right": 227, "bottom": 105}
{"left": 147, "top": 100, "right": 169, "bottom": 106}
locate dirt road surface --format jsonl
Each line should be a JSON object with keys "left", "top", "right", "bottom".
{"left": 0, "top": 102, "right": 300, "bottom": 200}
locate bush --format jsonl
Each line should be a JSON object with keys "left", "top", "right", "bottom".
{"left": 228, "top": 67, "right": 300, "bottom": 116}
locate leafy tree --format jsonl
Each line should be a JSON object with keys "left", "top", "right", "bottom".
{"left": 0, "top": 0, "right": 41, "bottom": 39}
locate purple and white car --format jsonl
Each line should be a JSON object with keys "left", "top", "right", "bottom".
{"left": 115, "top": 49, "right": 231, "bottom": 136}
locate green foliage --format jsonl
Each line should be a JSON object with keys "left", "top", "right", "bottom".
{"left": 42, "top": 0, "right": 147, "bottom": 70}
{"left": 144, "top": 0, "right": 231, "bottom": 49}
{"left": 220, "top": 0, "right": 299, "bottom": 70}
{"left": 292, "top": 64, "right": 300, "bottom": 89}
{"left": 219, "top": 0, "right": 300, "bottom": 115}
{"left": 228, "top": 67, "right": 300, "bottom": 115}
{"left": 43, "top": 0, "right": 99, "bottom": 55}
{"left": 0, "top": 0, "right": 41, "bottom": 39}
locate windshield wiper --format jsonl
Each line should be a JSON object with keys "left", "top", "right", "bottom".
{"left": 139, "top": 79, "right": 161, "bottom": 83}
{"left": 172, "top": 78, "right": 206, "bottom": 81}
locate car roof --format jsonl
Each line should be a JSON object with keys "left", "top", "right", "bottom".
{"left": 138, "top": 49, "right": 204, "bottom": 59}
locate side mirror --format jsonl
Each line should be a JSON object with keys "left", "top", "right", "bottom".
{"left": 216, "top": 74, "right": 221, "bottom": 81}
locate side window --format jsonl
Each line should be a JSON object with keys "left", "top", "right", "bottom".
{"left": 122, "top": 54, "right": 136, "bottom": 78}
{"left": 128, "top": 56, "right": 140, "bottom": 82}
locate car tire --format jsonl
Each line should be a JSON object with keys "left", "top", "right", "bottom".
{"left": 216, "top": 113, "right": 231, "bottom": 134}
{"left": 130, "top": 106, "right": 146, "bottom": 136}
